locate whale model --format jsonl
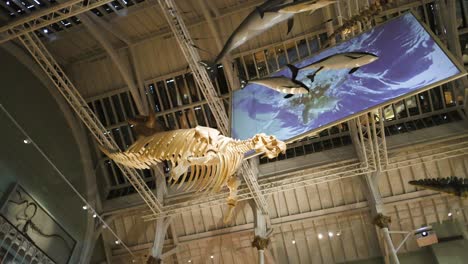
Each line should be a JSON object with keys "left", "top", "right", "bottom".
{"left": 201, "top": 0, "right": 336, "bottom": 74}
{"left": 243, "top": 76, "right": 310, "bottom": 98}
{"left": 287, "top": 52, "right": 379, "bottom": 82}
{"left": 264, "top": 0, "right": 336, "bottom": 15}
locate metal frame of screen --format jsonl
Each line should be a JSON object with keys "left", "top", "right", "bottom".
{"left": 230, "top": 10, "right": 467, "bottom": 145}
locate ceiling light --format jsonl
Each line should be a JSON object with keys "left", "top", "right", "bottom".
{"left": 115, "top": 240, "right": 120, "bottom": 244}
{"left": 210, "top": 255, "right": 214, "bottom": 259}
{"left": 188, "top": 260, "right": 192, "bottom": 263}
{"left": 93, "top": 213, "right": 97, "bottom": 218}
{"left": 43, "top": 29, "right": 49, "bottom": 34}
{"left": 82, "top": 205, "right": 88, "bottom": 210}
{"left": 102, "top": 224, "right": 107, "bottom": 229}
{"left": 23, "top": 138, "right": 31, "bottom": 144}
{"left": 318, "top": 233, "right": 323, "bottom": 239}
{"left": 336, "top": 231, "right": 341, "bottom": 236}
{"left": 448, "top": 212, "right": 452, "bottom": 217}
{"left": 328, "top": 232, "right": 334, "bottom": 237}
{"left": 291, "top": 240, "right": 296, "bottom": 244}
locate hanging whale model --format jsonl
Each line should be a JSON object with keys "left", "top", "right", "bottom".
{"left": 287, "top": 52, "right": 379, "bottom": 82}
{"left": 265, "top": 0, "right": 337, "bottom": 15}
{"left": 201, "top": 0, "right": 337, "bottom": 73}
{"left": 243, "top": 76, "right": 310, "bottom": 98}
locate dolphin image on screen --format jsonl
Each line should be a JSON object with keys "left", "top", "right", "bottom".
{"left": 287, "top": 52, "right": 379, "bottom": 83}
{"left": 244, "top": 76, "right": 310, "bottom": 98}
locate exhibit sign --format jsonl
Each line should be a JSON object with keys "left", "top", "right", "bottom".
{"left": 0, "top": 184, "right": 76, "bottom": 264}
{"left": 231, "top": 12, "right": 466, "bottom": 142}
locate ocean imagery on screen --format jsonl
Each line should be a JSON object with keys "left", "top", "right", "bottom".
{"left": 231, "top": 12, "right": 462, "bottom": 141}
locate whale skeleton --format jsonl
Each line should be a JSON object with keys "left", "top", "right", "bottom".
{"left": 100, "top": 124, "right": 286, "bottom": 223}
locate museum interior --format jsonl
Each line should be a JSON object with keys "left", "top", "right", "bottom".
{"left": 0, "top": 0, "right": 468, "bottom": 263}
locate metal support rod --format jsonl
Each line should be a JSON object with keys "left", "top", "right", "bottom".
{"left": 258, "top": 249, "right": 265, "bottom": 264}
{"left": 157, "top": 0, "right": 268, "bottom": 215}
{"left": 382, "top": 228, "right": 400, "bottom": 264}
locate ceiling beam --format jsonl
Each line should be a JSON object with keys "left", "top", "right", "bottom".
{"left": 79, "top": 13, "right": 147, "bottom": 114}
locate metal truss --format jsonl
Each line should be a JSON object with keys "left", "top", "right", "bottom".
{"left": 157, "top": 0, "right": 268, "bottom": 215}
{"left": 0, "top": 0, "right": 115, "bottom": 44}
{"left": 142, "top": 159, "right": 367, "bottom": 221}
{"left": 18, "top": 32, "right": 162, "bottom": 215}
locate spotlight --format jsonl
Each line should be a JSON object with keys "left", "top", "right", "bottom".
{"left": 115, "top": 240, "right": 120, "bottom": 245}
{"left": 23, "top": 138, "right": 31, "bottom": 144}
{"left": 93, "top": 213, "right": 97, "bottom": 218}
{"left": 448, "top": 212, "right": 452, "bottom": 217}
{"left": 43, "top": 29, "right": 49, "bottom": 34}
{"left": 328, "top": 232, "right": 334, "bottom": 237}
{"left": 291, "top": 240, "right": 296, "bottom": 244}
{"left": 414, "top": 226, "right": 438, "bottom": 247}
{"left": 318, "top": 233, "right": 323, "bottom": 239}
{"left": 188, "top": 260, "right": 192, "bottom": 263}
{"left": 210, "top": 255, "right": 214, "bottom": 259}
{"left": 82, "top": 205, "right": 88, "bottom": 210}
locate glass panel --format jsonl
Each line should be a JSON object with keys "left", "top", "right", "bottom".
{"left": 104, "top": 161, "right": 116, "bottom": 186}
{"left": 418, "top": 91, "right": 431, "bottom": 113}
{"left": 204, "top": 105, "right": 217, "bottom": 128}
{"left": 176, "top": 75, "right": 190, "bottom": 105}
{"left": 194, "top": 106, "right": 206, "bottom": 126}
{"left": 265, "top": 47, "right": 279, "bottom": 72}
{"left": 406, "top": 96, "right": 419, "bottom": 116}
{"left": 166, "top": 113, "right": 177, "bottom": 129}
{"left": 243, "top": 54, "right": 257, "bottom": 79}
{"left": 297, "top": 38, "right": 309, "bottom": 59}
{"left": 217, "top": 66, "right": 230, "bottom": 94}
{"left": 254, "top": 50, "right": 269, "bottom": 77}
{"left": 285, "top": 41, "right": 298, "bottom": 63}
{"left": 185, "top": 73, "right": 200, "bottom": 102}
{"left": 442, "top": 85, "right": 456, "bottom": 107}
{"left": 166, "top": 78, "right": 180, "bottom": 107}
{"left": 112, "top": 128, "right": 124, "bottom": 149}
{"left": 394, "top": 100, "right": 408, "bottom": 119}
{"left": 308, "top": 36, "right": 319, "bottom": 53}
{"left": 275, "top": 45, "right": 287, "bottom": 68}
{"left": 186, "top": 109, "right": 197, "bottom": 127}
{"left": 103, "top": 97, "right": 116, "bottom": 124}
{"left": 112, "top": 95, "right": 125, "bottom": 122}
{"left": 93, "top": 100, "right": 107, "bottom": 125}
{"left": 157, "top": 81, "right": 171, "bottom": 110}
{"left": 235, "top": 57, "right": 247, "bottom": 81}
{"left": 176, "top": 111, "right": 189, "bottom": 129}
{"left": 429, "top": 87, "right": 444, "bottom": 110}
{"left": 121, "top": 92, "right": 135, "bottom": 118}
{"left": 121, "top": 126, "right": 133, "bottom": 148}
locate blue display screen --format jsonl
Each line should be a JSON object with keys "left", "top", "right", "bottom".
{"left": 231, "top": 12, "right": 463, "bottom": 141}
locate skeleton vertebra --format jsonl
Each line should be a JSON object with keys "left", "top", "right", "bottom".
{"left": 101, "top": 125, "right": 286, "bottom": 222}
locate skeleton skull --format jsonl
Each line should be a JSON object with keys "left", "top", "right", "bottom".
{"left": 252, "top": 134, "right": 286, "bottom": 159}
